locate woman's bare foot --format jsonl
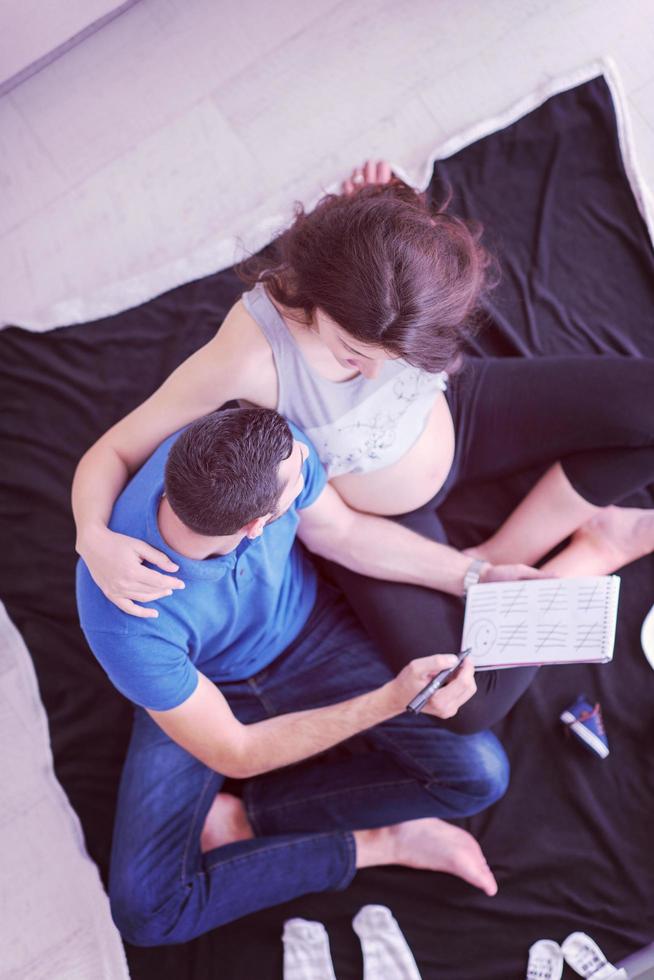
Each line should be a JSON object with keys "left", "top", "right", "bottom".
{"left": 355, "top": 817, "right": 497, "bottom": 896}
{"left": 200, "top": 792, "right": 254, "bottom": 853}
{"left": 462, "top": 463, "right": 602, "bottom": 567}
{"left": 542, "top": 505, "right": 654, "bottom": 576}
{"left": 341, "top": 159, "right": 394, "bottom": 194}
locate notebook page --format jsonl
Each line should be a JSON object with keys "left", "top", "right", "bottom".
{"left": 461, "top": 576, "right": 620, "bottom": 670}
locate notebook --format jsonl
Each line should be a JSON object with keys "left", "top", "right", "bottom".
{"left": 461, "top": 575, "right": 621, "bottom": 670}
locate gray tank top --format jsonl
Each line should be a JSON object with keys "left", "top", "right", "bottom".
{"left": 241, "top": 282, "right": 448, "bottom": 478}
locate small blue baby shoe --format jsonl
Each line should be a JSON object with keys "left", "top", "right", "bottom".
{"left": 560, "top": 695, "right": 609, "bottom": 759}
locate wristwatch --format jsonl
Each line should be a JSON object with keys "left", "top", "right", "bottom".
{"left": 462, "top": 558, "right": 488, "bottom": 595}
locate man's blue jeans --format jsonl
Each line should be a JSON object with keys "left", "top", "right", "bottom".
{"left": 109, "top": 583, "right": 509, "bottom": 946}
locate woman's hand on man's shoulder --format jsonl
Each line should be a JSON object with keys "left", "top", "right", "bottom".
{"left": 78, "top": 525, "right": 185, "bottom": 619}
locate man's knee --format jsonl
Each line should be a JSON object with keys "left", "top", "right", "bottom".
{"left": 418, "top": 728, "right": 509, "bottom": 816}
{"left": 109, "top": 873, "right": 183, "bottom": 947}
{"left": 427, "top": 732, "right": 510, "bottom": 814}
{"left": 457, "top": 733, "right": 510, "bottom": 810}
{"left": 110, "top": 888, "right": 154, "bottom": 947}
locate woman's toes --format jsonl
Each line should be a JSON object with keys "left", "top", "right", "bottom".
{"left": 375, "top": 159, "right": 393, "bottom": 183}
{"left": 342, "top": 167, "right": 362, "bottom": 194}
{"left": 342, "top": 160, "right": 395, "bottom": 194}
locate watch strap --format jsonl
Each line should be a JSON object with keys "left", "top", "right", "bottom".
{"left": 463, "top": 557, "right": 487, "bottom": 595}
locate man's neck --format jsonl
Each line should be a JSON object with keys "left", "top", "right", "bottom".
{"left": 157, "top": 495, "right": 244, "bottom": 559}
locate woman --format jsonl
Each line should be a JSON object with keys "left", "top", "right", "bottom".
{"left": 73, "top": 160, "right": 654, "bottom": 731}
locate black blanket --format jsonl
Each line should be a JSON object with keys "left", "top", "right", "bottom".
{"left": 2, "top": 76, "right": 653, "bottom": 979}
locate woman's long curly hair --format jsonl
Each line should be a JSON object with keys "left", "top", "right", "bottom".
{"left": 237, "top": 181, "right": 495, "bottom": 374}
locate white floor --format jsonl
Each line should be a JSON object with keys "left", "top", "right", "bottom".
{"left": 1, "top": 0, "right": 654, "bottom": 329}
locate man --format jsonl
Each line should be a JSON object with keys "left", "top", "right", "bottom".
{"left": 77, "top": 407, "right": 518, "bottom": 947}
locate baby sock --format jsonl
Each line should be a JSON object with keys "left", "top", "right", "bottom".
{"left": 561, "top": 933, "right": 627, "bottom": 980}
{"left": 352, "top": 904, "right": 422, "bottom": 980}
{"left": 282, "top": 918, "right": 337, "bottom": 980}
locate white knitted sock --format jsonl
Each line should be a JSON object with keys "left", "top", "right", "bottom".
{"left": 282, "top": 918, "right": 338, "bottom": 980}
{"left": 352, "top": 905, "right": 423, "bottom": 980}
{"left": 562, "top": 933, "right": 628, "bottom": 980}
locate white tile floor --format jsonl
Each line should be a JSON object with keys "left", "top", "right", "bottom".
{"left": 1, "top": 0, "right": 653, "bottom": 329}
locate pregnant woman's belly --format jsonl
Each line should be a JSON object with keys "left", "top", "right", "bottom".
{"left": 330, "top": 392, "right": 455, "bottom": 516}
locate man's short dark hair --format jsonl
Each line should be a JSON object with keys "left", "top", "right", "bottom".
{"left": 164, "top": 408, "right": 294, "bottom": 536}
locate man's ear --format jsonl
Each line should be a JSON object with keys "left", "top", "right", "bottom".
{"left": 243, "top": 515, "right": 272, "bottom": 539}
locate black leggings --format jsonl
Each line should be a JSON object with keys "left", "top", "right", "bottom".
{"left": 323, "top": 356, "right": 654, "bottom": 734}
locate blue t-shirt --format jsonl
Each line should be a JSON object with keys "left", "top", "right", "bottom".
{"left": 76, "top": 421, "right": 326, "bottom": 711}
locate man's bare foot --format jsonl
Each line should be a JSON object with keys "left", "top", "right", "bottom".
{"left": 341, "top": 159, "right": 394, "bottom": 194}
{"left": 200, "top": 792, "right": 254, "bottom": 853}
{"left": 355, "top": 817, "right": 497, "bottom": 896}
{"left": 542, "top": 505, "right": 654, "bottom": 576}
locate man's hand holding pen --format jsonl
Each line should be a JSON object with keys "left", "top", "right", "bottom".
{"left": 387, "top": 651, "right": 477, "bottom": 720}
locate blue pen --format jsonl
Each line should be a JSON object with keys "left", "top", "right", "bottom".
{"left": 405, "top": 647, "right": 473, "bottom": 714}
